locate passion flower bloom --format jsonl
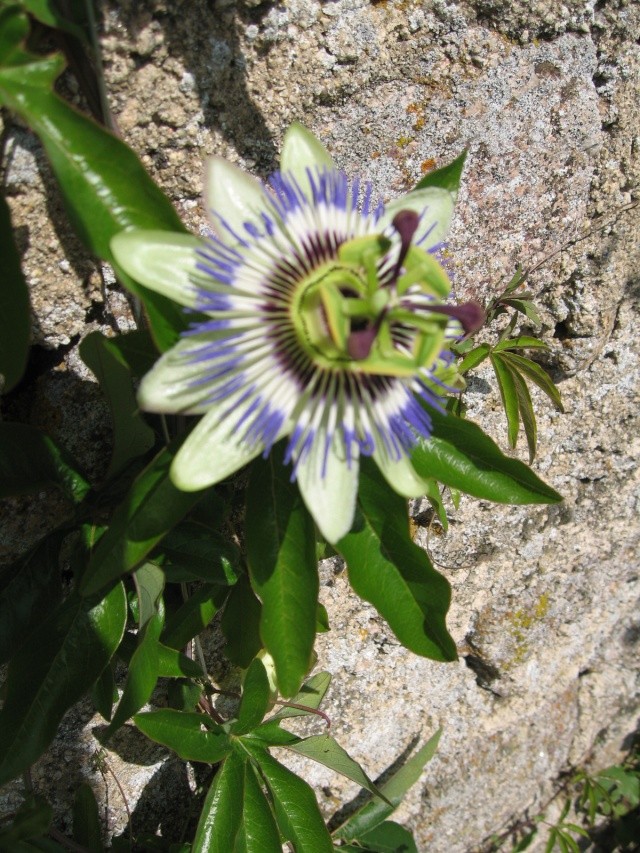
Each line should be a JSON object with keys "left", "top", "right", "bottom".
{"left": 112, "top": 124, "right": 482, "bottom": 542}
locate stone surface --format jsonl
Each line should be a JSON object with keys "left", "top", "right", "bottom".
{"left": 1, "top": 0, "right": 638, "bottom": 850}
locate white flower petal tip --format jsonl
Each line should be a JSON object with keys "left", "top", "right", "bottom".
{"left": 111, "top": 230, "right": 203, "bottom": 307}
{"left": 296, "top": 435, "right": 359, "bottom": 545}
{"left": 280, "top": 122, "right": 335, "bottom": 198}
{"left": 204, "top": 156, "right": 268, "bottom": 241}
{"left": 373, "top": 449, "right": 433, "bottom": 499}
{"left": 171, "top": 409, "right": 266, "bottom": 491}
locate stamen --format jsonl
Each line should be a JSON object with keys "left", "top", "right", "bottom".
{"left": 426, "top": 301, "right": 485, "bottom": 334}
{"left": 390, "top": 210, "right": 420, "bottom": 283}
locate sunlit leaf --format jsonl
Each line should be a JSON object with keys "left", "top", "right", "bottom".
{"left": 499, "top": 351, "right": 564, "bottom": 411}
{"left": 0, "top": 9, "right": 187, "bottom": 350}
{"left": 334, "top": 730, "right": 441, "bottom": 841}
{"left": 285, "top": 734, "right": 386, "bottom": 801}
{"left": 414, "top": 149, "right": 467, "bottom": 194}
{"left": 249, "top": 747, "right": 333, "bottom": 853}
{"left": 411, "top": 408, "right": 562, "bottom": 504}
{"left": 192, "top": 752, "right": 245, "bottom": 853}
{"left": 246, "top": 453, "right": 318, "bottom": 698}
{"left": 133, "top": 709, "right": 231, "bottom": 764}
{"left": 490, "top": 352, "right": 520, "bottom": 448}
{"left": 270, "top": 671, "right": 332, "bottom": 722}
{"left": 337, "top": 460, "right": 456, "bottom": 662}
{"left": 232, "top": 659, "right": 271, "bottom": 736}
{"left": 99, "top": 607, "right": 164, "bottom": 740}
{"left": 221, "top": 574, "right": 263, "bottom": 668}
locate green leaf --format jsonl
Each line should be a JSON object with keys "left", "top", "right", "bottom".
{"left": 414, "top": 149, "right": 467, "bottom": 193}
{"left": 0, "top": 11, "right": 187, "bottom": 350}
{"left": 270, "top": 671, "right": 332, "bottom": 722}
{"left": 458, "top": 342, "right": 491, "bottom": 374}
{"left": 250, "top": 748, "right": 333, "bottom": 853}
{"left": 0, "top": 532, "right": 63, "bottom": 665}
{"left": 80, "top": 445, "right": 206, "bottom": 597}
{"left": 411, "top": 408, "right": 562, "bottom": 504}
{"left": 0, "top": 794, "right": 52, "bottom": 845}
{"left": 0, "top": 582, "right": 127, "bottom": 786}
{"left": 91, "top": 662, "right": 117, "bottom": 721}
{"left": 232, "top": 659, "right": 271, "bottom": 735}
{"left": 493, "top": 336, "right": 549, "bottom": 352}
{"left": 73, "top": 784, "right": 104, "bottom": 852}
{"left": 161, "top": 583, "right": 227, "bottom": 650}
{"left": 337, "top": 460, "right": 456, "bottom": 662}
{"left": 221, "top": 574, "right": 263, "bottom": 668}
{"left": 499, "top": 351, "right": 564, "bottom": 411}
{"left": 246, "top": 453, "right": 318, "bottom": 698}
{"left": 133, "top": 709, "right": 231, "bottom": 764}
{"left": 285, "top": 734, "right": 386, "bottom": 801}
{"left": 192, "top": 752, "right": 245, "bottom": 853}
{"left": 0, "top": 423, "right": 90, "bottom": 502}
{"left": 510, "top": 366, "right": 537, "bottom": 462}
{"left": 356, "top": 820, "right": 419, "bottom": 853}
{"left": 79, "top": 332, "right": 155, "bottom": 479}
{"left": 490, "top": 352, "right": 520, "bottom": 448}
{"left": 237, "top": 763, "right": 282, "bottom": 853}
{"left": 133, "top": 562, "right": 165, "bottom": 629}
{"left": 243, "top": 721, "right": 301, "bottom": 748}
{"left": 157, "top": 643, "right": 204, "bottom": 679}
{"left": 161, "top": 521, "right": 240, "bottom": 585}
{"left": 102, "top": 329, "right": 158, "bottom": 379}
{"left": 99, "top": 607, "right": 164, "bottom": 740}
{"left": 499, "top": 297, "right": 541, "bottom": 326}
{"left": 14, "top": 1, "right": 88, "bottom": 41}
{"left": 334, "top": 730, "right": 441, "bottom": 841}
{"left": 0, "top": 191, "right": 30, "bottom": 392}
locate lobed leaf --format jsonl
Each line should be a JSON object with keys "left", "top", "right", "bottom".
{"left": 270, "top": 671, "right": 332, "bottom": 722}
{"left": 232, "top": 658, "right": 272, "bottom": 736}
{"left": 490, "top": 352, "right": 520, "bottom": 448}
{"left": 221, "top": 574, "right": 263, "bottom": 668}
{"left": 161, "top": 583, "right": 227, "bottom": 650}
{"left": 192, "top": 752, "right": 245, "bottom": 853}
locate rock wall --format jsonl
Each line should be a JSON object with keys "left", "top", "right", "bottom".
{"left": 1, "top": 0, "right": 638, "bottom": 849}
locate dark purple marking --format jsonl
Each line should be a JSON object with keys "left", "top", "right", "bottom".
{"left": 427, "top": 301, "right": 485, "bottom": 334}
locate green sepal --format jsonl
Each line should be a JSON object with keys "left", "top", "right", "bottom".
{"left": 414, "top": 149, "right": 467, "bottom": 193}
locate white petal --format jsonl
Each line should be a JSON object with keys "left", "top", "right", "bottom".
{"left": 205, "top": 157, "right": 268, "bottom": 243}
{"left": 380, "top": 187, "right": 455, "bottom": 250}
{"left": 111, "top": 231, "right": 203, "bottom": 307}
{"left": 373, "top": 448, "right": 432, "bottom": 498}
{"left": 296, "top": 431, "right": 359, "bottom": 544}
{"left": 138, "top": 334, "right": 231, "bottom": 414}
{"left": 280, "top": 122, "right": 335, "bottom": 201}
{"left": 171, "top": 408, "right": 267, "bottom": 491}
